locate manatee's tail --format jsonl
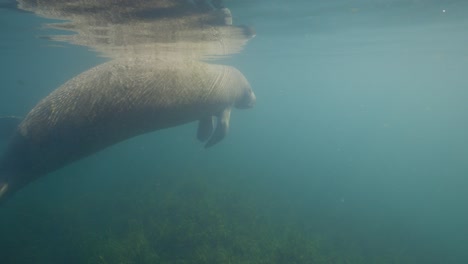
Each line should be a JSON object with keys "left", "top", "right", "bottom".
{"left": 0, "top": 171, "right": 12, "bottom": 205}
{"left": 0, "top": 182, "right": 8, "bottom": 201}
{"left": 0, "top": 116, "right": 22, "bottom": 205}
{"left": 0, "top": 170, "right": 24, "bottom": 205}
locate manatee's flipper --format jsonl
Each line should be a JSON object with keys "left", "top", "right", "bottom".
{"left": 0, "top": 116, "right": 22, "bottom": 140}
{"left": 197, "top": 116, "right": 214, "bottom": 142}
{"left": 205, "top": 108, "right": 231, "bottom": 148}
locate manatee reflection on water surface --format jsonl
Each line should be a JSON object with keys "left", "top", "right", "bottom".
{"left": 17, "top": 0, "right": 255, "bottom": 59}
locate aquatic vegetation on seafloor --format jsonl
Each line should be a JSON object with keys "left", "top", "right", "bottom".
{"left": 0, "top": 170, "right": 417, "bottom": 264}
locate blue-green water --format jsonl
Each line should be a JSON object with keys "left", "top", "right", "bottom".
{"left": 1, "top": 0, "right": 468, "bottom": 263}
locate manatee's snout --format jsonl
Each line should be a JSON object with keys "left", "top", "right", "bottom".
{"left": 236, "top": 88, "right": 256, "bottom": 109}
{"left": 247, "top": 90, "right": 256, "bottom": 108}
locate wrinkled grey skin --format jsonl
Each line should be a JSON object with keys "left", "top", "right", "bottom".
{"left": 0, "top": 58, "right": 255, "bottom": 203}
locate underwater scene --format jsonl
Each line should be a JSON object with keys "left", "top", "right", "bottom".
{"left": 1, "top": 0, "right": 468, "bottom": 263}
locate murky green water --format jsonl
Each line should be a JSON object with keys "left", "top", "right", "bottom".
{"left": 1, "top": 1, "right": 468, "bottom": 263}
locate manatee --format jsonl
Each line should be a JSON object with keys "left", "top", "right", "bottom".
{"left": 0, "top": 58, "right": 256, "bottom": 203}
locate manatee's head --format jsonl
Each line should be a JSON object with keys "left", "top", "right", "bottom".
{"left": 235, "top": 86, "right": 256, "bottom": 109}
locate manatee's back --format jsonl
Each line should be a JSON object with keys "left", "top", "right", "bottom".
{"left": 0, "top": 59, "right": 249, "bottom": 202}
